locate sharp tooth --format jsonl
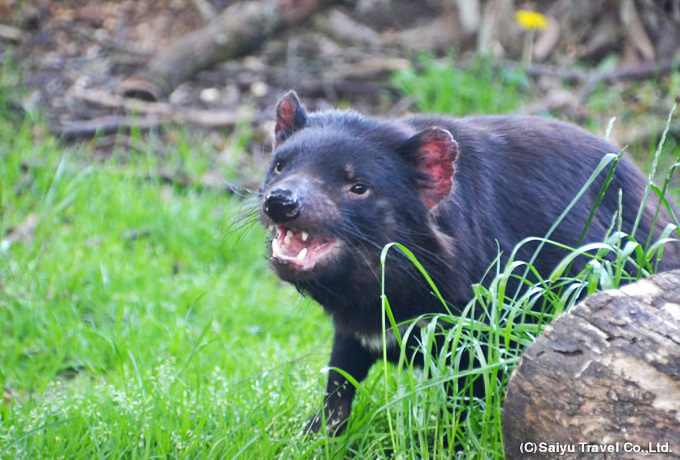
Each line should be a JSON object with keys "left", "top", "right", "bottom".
{"left": 272, "top": 238, "right": 281, "bottom": 255}
{"left": 297, "top": 247, "right": 308, "bottom": 261}
{"left": 269, "top": 225, "right": 275, "bottom": 232}
{"left": 301, "top": 231, "right": 309, "bottom": 242}
{"left": 284, "top": 230, "right": 292, "bottom": 246}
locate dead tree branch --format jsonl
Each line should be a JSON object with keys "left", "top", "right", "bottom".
{"left": 118, "top": 0, "right": 346, "bottom": 101}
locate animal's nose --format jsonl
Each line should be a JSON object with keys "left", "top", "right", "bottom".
{"left": 263, "top": 188, "right": 300, "bottom": 223}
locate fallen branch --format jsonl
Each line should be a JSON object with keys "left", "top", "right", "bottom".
{"left": 119, "top": 0, "right": 347, "bottom": 101}
{"left": 520, "top": 62, "right": 588, "bottom": 84}
{"left": 579, "top": 57, "right": 680, "bottom": 100}
{"left": 56, "top": 115, "right": 163, "bottom": 139}
{"left": 66, "top": 88, "right": 258, "bottom": 133}
{"left": 502, "top": 58, "right": 680, "bottom": 94}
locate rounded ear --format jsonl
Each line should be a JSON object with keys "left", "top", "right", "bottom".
{"left": 275, "top": 90, "right": 308, "bottom": 147}
{"left": 401, "top": 127, "right": 458, "bottom": 208}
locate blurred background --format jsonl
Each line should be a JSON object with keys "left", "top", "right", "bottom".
{"left": 2, "top": 0, "right": 679, "bottom": 178}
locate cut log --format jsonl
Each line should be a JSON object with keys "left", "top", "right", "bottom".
{"left": 503, "top": 270, "right": 680, "bottom": 460}
{"left": 118, "top": 0, "right": 345, "bottom": 101}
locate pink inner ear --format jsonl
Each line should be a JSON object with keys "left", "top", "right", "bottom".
{"left": 276, "top": 100, "right": 295, "bottom": 133}
{"left": 417, "top": 129, "right": 458, "bottom": 208}
{"left": 275, "top": 92, "right": 301, "bottom": 146}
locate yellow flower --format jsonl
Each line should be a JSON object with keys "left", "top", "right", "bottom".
{"left": 515, "top": 10, "right": 548, "bottom": 31}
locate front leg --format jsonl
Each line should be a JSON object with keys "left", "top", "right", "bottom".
{"left": 306, "top": 330, "right": 377, "bottom": 436}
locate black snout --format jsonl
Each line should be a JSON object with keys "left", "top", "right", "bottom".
{"left": 263, "top": 188, "right": 300, "bottom": 223}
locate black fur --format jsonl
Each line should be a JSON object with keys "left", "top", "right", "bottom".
{"left": 259, "top": 92, "right": 680, "bottom": 436}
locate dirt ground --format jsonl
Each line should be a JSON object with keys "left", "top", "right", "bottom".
{"left": 2, "top": 0, "right": 419, "bottom": 131}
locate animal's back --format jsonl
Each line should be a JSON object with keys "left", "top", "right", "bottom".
{"left": 404, "top": 114, "right": 680, "bottom": 290}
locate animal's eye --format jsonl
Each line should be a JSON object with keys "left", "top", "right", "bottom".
{"left": 274, "top": 160, "right": 284, "bottom": 173}
{"left": 349, "top": 183, "right": 369, "bottom": 195}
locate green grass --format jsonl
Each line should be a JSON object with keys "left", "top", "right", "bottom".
{"left": 392, "top": 54, "right": 530, "bottom": 115}
{"left": 0, "top": 98, "right": 335, "bottom": 458}
{"left": 1, "top": 57, "right": 678, "bottom": 459}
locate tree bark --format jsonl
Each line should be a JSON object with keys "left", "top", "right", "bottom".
{"left": 503, "top": 270, "right": 680, "bottom": 459}
{"left": 118, "top": 0, "right": 344, "bottom": 101}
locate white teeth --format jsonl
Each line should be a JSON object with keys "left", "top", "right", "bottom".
{"left": 271, "top": 228, "right": 315, "bottom": 262}
{"left": 269, "top": 225, "right": 275, "bottom": 232}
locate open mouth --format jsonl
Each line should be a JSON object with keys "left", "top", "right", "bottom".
{"left": 269, "top": 225, "right": 341, "bottom": 270}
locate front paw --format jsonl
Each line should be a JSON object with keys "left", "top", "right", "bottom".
{"left": 303, "top": 413, "right": 323, "bottom": 436}
{"left": 303, "top": 407, "right": 349, "bottom": 437}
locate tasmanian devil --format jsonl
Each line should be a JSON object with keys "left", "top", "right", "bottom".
{"left": 259, "top": 90, "right": 680, "bottom": 436}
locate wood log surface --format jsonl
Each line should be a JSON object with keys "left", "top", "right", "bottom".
{"left": 503, "top": 270, "right": 680, "bottom": 459}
